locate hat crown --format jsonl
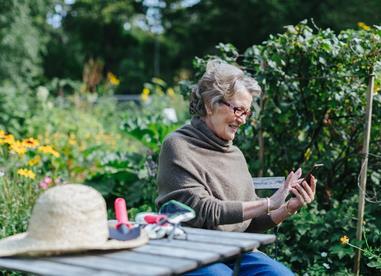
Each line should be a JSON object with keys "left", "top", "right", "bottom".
{"left": 27, "top": 184, "right": 108, "bottom": 246}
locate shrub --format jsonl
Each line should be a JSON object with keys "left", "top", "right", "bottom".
{"left": 186, "top": 21, "right": 381, "bottom": 274}
{"left": 85, "top": 81, "right": 189, "bottom": 216}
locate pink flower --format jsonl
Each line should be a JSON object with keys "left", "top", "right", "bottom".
{"left": 44, "top": 176, "right": 53, "bottom": 185}
{"left": 39, "top": 181, "right": 49, "bottom": 190}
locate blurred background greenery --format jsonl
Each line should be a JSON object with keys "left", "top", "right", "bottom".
{"left": 1, "top": 0, "right": 381, "bottom": 92}
{"left": 1, "top": 0, "right": 381, "bottom": 275}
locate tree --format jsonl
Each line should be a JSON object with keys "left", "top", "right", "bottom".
{"left": 161, "top": 0, "right": 381, "bottom": 73}
{"left": 43, "top": 0, "right": 165, "bottom": 94}
{"left": 0, "top": 0, "right": 53, "bottom": 86}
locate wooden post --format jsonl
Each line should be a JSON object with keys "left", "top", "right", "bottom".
{"left": 257, "top": 94, "right": 266, "bottom": 177}
{"left": 354, "top": 69, "right": 375, "bottom": 275}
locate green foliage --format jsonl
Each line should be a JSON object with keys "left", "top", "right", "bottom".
{"left": 84, "top": 116, "right": 173, "bottom": 211}
{"left": 0, "top": 84, "right": 35, "bottom": 137}
{"left": 0, "top": 177, "right": 37, "bottom": 239}
{"left": 0, "top": 127, "right": 60, "bottom": 240}
{"left": 3, "top": 0, "right": 381, "bottom": 93}
{"left": 0, "top": 0, "right": 53, "bottom": 86}
{"left": 0, "top": 73, "right": 188, "bottom": 248}
{"left": 265, "top": 196, "right": 361, "bottom": 274}
{"left": 1, "top": 3, "right": 381, "bottom": 272}
{"left": 85, "top": 82, "right": 188, "bottom": 213}
{"left": 162, "top": 0, "right": 381, "bottom": 76}
{"left": 0, "top": 86, "right": 137, "bottom": 236}
{"left": 43, "top": 0, "right": 167, "bottom": 93}
{"left": 187, "top": 21, "right": 381, "bottom": 274}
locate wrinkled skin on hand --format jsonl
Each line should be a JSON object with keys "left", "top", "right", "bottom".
{"left": 269, "top": 168, "right": 303, "bottom": 210}
{"left": 288, "top": 175, "right": 317, "bottom": 212}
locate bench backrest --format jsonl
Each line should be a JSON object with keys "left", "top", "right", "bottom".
{"left": 252, "top": 177, "right": 284, "bottom": 190}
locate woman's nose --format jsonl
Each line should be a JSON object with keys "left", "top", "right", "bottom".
{"left": 236, "top": 114, "right": 246, "bottom": 125}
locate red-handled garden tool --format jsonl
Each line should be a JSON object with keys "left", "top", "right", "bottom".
{"left": 108, "top": 198, "right": 141, "bottom": 241}
{"left": 142, "top": 214, "right": 168, "bottom": 225}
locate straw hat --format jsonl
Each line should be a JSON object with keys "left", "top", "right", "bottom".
{"left": 0, "top": 184, "right": 148, "bottom": 257}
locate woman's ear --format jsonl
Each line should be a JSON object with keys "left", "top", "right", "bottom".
{"left": 204, "top": 103, "right": 213, "bottom": 115}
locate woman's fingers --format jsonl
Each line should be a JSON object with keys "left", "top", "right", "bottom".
{"left": 294, "top": 168, "right": 302, "bottom": 179}
{"left": 285, "top": 168, "right": 301, "bottom": 185}
{"left": 310, "top": 175, "right": 317, "bottom": 193}
{"left": 294, "top": 183, "right": 312, "bottom": 203}
{"left": 286, "top": 171, "right": 294, "bottom": 182}
{"left": 290, "top": 175, "right": 317, "bottom": 208}
{"left": 301, "top": 181, "right": 314, "bottom": 201}
{"left": 284, "top": 171, "right": 294, "bottom": 188}
{"left": 290, "top": 187, "right": 305, "bottom": 205}
{"left": 291, "top": 178, "right": 304, "bottom": 187}
{"left": 290, "top": 169, "right": 301, "bottom": 183}
{"left": 290, "top": 168, "right": 303, "bottom": 185}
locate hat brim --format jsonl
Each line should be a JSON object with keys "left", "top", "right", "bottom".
{"left": 0, "top": 229, "right": 149, "bottom": 257}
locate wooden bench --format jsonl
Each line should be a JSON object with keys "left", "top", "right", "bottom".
{"left": 253, "top": 177, "right": 284, "bottom": 190}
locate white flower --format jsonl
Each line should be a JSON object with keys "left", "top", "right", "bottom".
{"left": 162, "top": 108, "right": 178, "bottom": 123}
{"left": 37, "top": 86, "right": 49, "bottom": 102}
{"left": 323, "top": 263, "right": 330, "bottom": 269}
{"left": 321, "top": 252, "right": 327, "bottom": 257}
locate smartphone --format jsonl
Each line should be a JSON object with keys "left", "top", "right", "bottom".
{"left": 303, "top": 163, "right": 323, "bottom": 183}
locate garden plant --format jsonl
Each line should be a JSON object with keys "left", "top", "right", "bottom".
{"left": 1, "top": 20, "right": 380, "bottom": 275}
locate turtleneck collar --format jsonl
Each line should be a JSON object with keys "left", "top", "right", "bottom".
{"left": 190, "top": 116, "right": 233, "bottom": 150}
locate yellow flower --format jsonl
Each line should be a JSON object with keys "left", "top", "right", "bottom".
{"left": 28, "top": 155, "right": 41, "bottom": 166}
{"left": 17, "top": 168, "right": 36, "bottom": 180}
{"left": 3, "top": 134, "right": 15, "bottom": 145}
{"left": 107, "top": 72, "right": 120, "bottom": 86}
{"left": 167, "top": 87, "right": 175, "bottom": 97}
{"left": 357, "top": 22, "right": 371, "bottom": 31}
{"left": 22, "top": 137, "right": 40, "bottom": 149}
{"left": 10, "top": 141, "right": 27, "bottom": 156}
{"left": 340, "top": 235, "right": 349, "bottom": 245}
{"left": 68, "top": 133, "right": 77, "bottom": 145}
{"left": 0, "top": 130, "right": 5, "bottom": 138}
{"left": 141, "top": 87, "right": 150, "bottom": 102}
{"left": 68, "top": 138, "right": 77, "bottom": 145}
{"left": 38, "top": 145, "right": 60, "bottom": 158}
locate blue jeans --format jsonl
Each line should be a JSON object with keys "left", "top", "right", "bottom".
{"left": 185, "top": 251, "right": 294, "bottom": 276}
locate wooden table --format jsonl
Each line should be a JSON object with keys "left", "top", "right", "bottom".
{"left": 0, "top": 227, "right": 275, "bottom": 275}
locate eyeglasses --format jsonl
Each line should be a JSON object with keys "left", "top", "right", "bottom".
{"left": 220, "top": 100, "right": 252, "bottom": 118}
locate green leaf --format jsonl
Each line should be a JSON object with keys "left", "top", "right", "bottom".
{"left": 367, "top": 261, "right": 381, "bottom": 269}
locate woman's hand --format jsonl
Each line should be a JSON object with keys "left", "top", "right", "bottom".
{"left": 269, "top": 168, "right": 302, "bottom": 210}
{"left": 287, "top": 175, "right": 317, "bottom": 213}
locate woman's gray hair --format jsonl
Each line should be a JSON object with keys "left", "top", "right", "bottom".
{"left": 189, "top": 59, "right": 262, "bottom": 116}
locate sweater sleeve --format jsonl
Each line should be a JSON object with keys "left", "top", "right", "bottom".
{"left": 244, "top": 214, "right": 277, "bottom": 233}
{"left": 155, "top": 136, "right": 244, "bottom": 230}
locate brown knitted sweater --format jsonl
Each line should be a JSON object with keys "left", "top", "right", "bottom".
{"left": 156, "top": 116, "right": 276, "bottom": 232}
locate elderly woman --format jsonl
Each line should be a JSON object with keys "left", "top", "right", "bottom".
{"left": 156, "top": 60, "right": 316, "bottom": 275}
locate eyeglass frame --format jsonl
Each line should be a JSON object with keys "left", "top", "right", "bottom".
{"left": 219, "top": 100, "right": 253, "bottom": 118}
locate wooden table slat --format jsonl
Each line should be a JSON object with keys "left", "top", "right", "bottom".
{"left": 149, "top": 238, "right": 240, "bottom": 257}
{"left": 132, "top": 244, "right": 219, "bottom": 265}
{"left": 48, "top": 254, "right": 171, "bottom": 275}
{"left": 105, "top": 251, "right": 197, "bottom": 274}
{"left": 185, "top": 233, "right": 260, "bottom": 251}
{"left": 0, "top": 258, "right": 107, "bottom": 276}
{"left": 184, "top": 227, "right": 276, "bottom": 245}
